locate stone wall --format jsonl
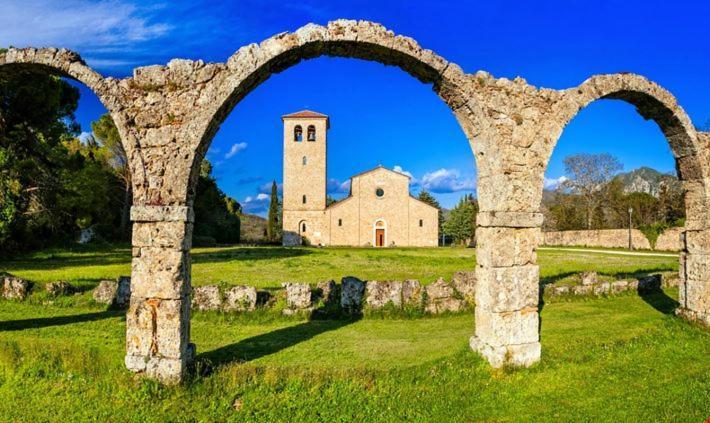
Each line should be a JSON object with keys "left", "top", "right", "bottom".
{"left": 655, "top": 227, "right": 683, "bottom": 251}
{"left": 542, "top": 229, "right": 652, "bottom": 250}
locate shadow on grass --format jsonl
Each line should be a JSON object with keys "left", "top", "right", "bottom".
{"left": 197, "top": 318, "right": 357, "bottom": 370}
{"left": 639, "top": 289, "right": 679, "bottom": 315}
{"left": 0, "top": 310, "right": 122, "bottom": 332}
{"left": 191, "top": 246, "right": 312, "bottom": 264}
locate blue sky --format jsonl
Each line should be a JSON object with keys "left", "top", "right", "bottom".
{"left": 2, "top": 0, "right": 708, "bottom": 215}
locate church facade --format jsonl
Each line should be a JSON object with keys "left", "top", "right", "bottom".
{"left": 281, "top": 110, "right": 438, "bottom": 247}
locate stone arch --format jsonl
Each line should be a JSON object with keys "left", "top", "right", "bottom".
{"left": 537, "top": 73, "right": 709, "bottom": 324}
{"left": 184, "top": 19, "right": 483, "bottom": 206}
{"left": 0, "top": 47, "right": 133, "bottom": 157}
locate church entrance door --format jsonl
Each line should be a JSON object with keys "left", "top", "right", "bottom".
{"left": 375, "top": 229, "right": 385, "bottom": 247}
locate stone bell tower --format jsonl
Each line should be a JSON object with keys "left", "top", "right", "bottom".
{"left": 281, "top": 110, "right": 329, "bottom": 245}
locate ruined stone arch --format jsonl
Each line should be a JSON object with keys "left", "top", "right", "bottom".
{"left": 533, "top": 73, "right": 710, "bottom": 325}
{"left": 0, "top": 47, "right": 134, "bottom": 157}
{"left": 184, "top": 19, "right": 485, "bottom": 206}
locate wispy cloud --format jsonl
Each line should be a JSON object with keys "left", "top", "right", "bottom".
{"left": 241, "top": 192, "right": 271, "bottom": 214}
{"left": 327, "top": 178, "right": 350, "bottom": 194}
{"left": 418, "top": 168, "right": 476, "bottom": 193}
{"left": 544, "top": 176, "right": 568, "bottom": 190}
{"left": 259, "top": 181, "right": 282, "bottom": 194}
{"left": 225, "top": 142, "right": 248, "bottom": 159}
{"left": 393, "top": 165, "right": 414, "bottom": 179}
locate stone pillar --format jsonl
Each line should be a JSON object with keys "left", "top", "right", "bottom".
{"left": 470, "top": 211, "right": 543, "bottom": 367}
{"left": 125, "top": 205, "right": 195, "bottom": 383}
{"left": 677, "top": 229, "right": 710, "bottom": 326}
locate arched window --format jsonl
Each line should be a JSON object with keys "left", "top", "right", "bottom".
{"left": 302, "top": 223, "right": 306, "bottom": 232}
{"left": 307, "top": 125, "right": 316, "bottom": 141}
{"left": 302, "top": 156, "right": 307, "bottom": 165}
{"left": 294, "top": 125, "right": 303, "bottom": 142}
{"left": 302, "top": 194, "right": 307, "bottom": 204}
{"left": 419, "top": 219, "right": 423, "bottom": 227}
{"left": 338, "top": 218, "right": 342, "bottom": 226}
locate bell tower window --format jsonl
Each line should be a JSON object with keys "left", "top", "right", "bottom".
{"left": 302, "top": 195, "right": 307, "bottom": 204}
{"left": 302, "top": 156, "right": 307, "bottom": 165}
{"left": 307, "top": 125, "right": 316, "bottom": 141}
{"left": 294, "top": 125, "right": 303, "bottom": 142}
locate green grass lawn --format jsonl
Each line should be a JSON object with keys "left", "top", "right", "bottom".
{"left": 0, "top": 244, "right": 679, "bottom": 289}
{"left": 0, "top": 289, "right": 707, "bottom": 421}
{"left": 0, "top": 245, "right": 706, "bottom": 420}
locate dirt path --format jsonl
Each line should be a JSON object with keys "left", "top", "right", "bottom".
{"left": 538, "top": 247, "right": 678, "bottom": 258}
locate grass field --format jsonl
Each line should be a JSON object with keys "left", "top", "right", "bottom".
{"left": 1, "top": 244, "right": 679, "bottom": 289}
{"left": 0, "top": 245, "right": 706, "bottom": 421}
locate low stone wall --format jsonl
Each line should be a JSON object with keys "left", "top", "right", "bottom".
{"left": 188, "top": 271, "right": 478, "bottom": 316}
{"left": 654, "top": 227, "right": 683, "bottom": 251}
{"left": 543, "top": 229, "right": 652, "bottom": 250}
{"left": 542, "top": 272, "right": 679, "bottom": 298}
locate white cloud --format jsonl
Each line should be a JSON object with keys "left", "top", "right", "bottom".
{"left": 224, "top": 142, "right": 248, "bottom": 159}
{"left": 259, "top": 182, "right": 282, "bottom": 194}
{"left": 544, "top": 176, "right": 568, "bottom": 190}
{"left": 241, "top": 192, "right": 271, "bottom": 215}
{"left": 419, "top": 168, "right": 476, "bottom": 193}
{"left": 327, "top": 178, "right": 351, "bottom": 194}
{"left": 393, "top": 165, "right": 414, "bottom": 180}
{"left": 0, "top": 0, "right": 171, "bottom": 50}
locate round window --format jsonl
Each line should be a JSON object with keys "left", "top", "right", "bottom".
{"left": 376, "top": 188, "right": 384, "bottom": 197}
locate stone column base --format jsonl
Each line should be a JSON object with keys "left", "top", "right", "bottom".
{"left": 125, "top": 343, "right": 196, "bottom": 384}
{"left": 675, "top": 307, "right": 710, "bottom": 327}
{"left": 469, "top": 336, "right": 540, "bottom": 368}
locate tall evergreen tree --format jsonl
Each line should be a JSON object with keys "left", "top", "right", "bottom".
{"left": 266, "top": 180, "right": 281, "bottom": 242}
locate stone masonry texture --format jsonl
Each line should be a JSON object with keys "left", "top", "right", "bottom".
{"left": 2, "top": 19, "right": 708, "bottom": 382}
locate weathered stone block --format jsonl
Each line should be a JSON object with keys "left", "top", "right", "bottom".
{"left": 131, "top": 247, "right": 190, "bottom": 299}
{"left": 191, "top": 285, "right": 222, "bottom": 311}
{"left": 554, "top": 286, "right": 570, "bottom": 295}
{"left": 341, "top": 276, "right": 365, "bottom": 309}
{"left": 593, "top": 282, "right": 610, "bottom": 296}
{"left": 572, "top": 284, "right": 591, "bottom": 295}
{"left": 476, "top": 227, "right": 539, "bottom": 267}
{"left": 224, "top": 286, "right": 257, "bottom": 311}
{"left": 475, "top": 265, "right": 539, "bottom": 312}
{"left": 476, "top": 211, "right": 544, "bottom": 228}
{"left": 282, "top": 282, "right": 312, "bottom": 310}
{"left": 451, "top": 270, "right": 476, "bottom": 302}
{"left": 316, "top": 280, "right": 338, "bottom": 305}
{"left": 132, "top": 221, "right": 192, "bottom": 250}
{"left": 365, "top": 280, "right": 403, "bottom": 309}
{"left": 474, "top": 306, "right": 539, "bottom": 347}
{"left": 125, "top": 296, "right": 190, "bottom": 360}
{"left": 470, "top": 336, "right": 541, "bottom": 368}
{"left": 45, "top": 281, "right": 75, "bottom": 296}
{"left": 130, "top": 205, "right": 194, "bottom": 223}
{"left": 402, "top": 279, "right": 423, "bottom": 306}
{"left": 425, "top": 278, "right": 465, "bottom": 313}
{"left": 2, "top": 275, "right": 32, "bottom": 300}
{"left": 611, "top": 280, "right": 628, "bottom": 293}
{"left": 580, "top": 271, "right": 598, "bottom": 286}
{"left": 92, "top": 277, "right": 130, "bottom": 307}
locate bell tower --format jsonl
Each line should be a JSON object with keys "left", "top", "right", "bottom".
{"left": 282, "top": 110, "right": 329, "bottom": 245}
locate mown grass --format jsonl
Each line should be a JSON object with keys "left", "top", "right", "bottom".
{"left": 1, "top": 244, "right": 678, "bottom": 290}
{"left": 0, "top": 288, "right": 707, "bottom": 421}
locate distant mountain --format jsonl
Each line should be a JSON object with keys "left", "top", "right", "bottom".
{"left": 240, "top": 213, "right": 268, "bottom": 242}
{"left": 614, "top": 167, "right": 680, "bottom": 198}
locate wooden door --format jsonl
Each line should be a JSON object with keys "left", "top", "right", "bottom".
{"left": 376, "top": 229, "right": 385, "bottom": 247}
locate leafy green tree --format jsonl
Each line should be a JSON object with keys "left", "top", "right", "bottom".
{"left": 192, "top": 159, "right": 241, "bottom": 245}
{"left": 266, "top": 181, "right": 282, "bottom": 242}
{"left": 417, "top": 189, "right": 443, "bottom": 239}
{"left": 92, "top": 113, "right": 131, "bottom": 236}
{"left": 443, "top": 194, "right": 478, "bottom": 246}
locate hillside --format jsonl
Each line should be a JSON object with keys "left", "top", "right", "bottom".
{"left": 614, "top": 166, "right": 680, "bottom": 197}
{"left": 239, "top": 213, "right": 268, "bottom": 243}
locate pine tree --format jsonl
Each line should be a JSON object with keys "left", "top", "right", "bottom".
{"left": 267, "top": 181, "right": 280, "bottom": 242}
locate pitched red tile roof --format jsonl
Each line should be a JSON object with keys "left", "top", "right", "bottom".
{"left": 281, "top": 110, "right": 329, "bottom": 119}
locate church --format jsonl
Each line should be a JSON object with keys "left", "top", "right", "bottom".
{"left": 281, "top": 110, "right": 439, "bottom": 247}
